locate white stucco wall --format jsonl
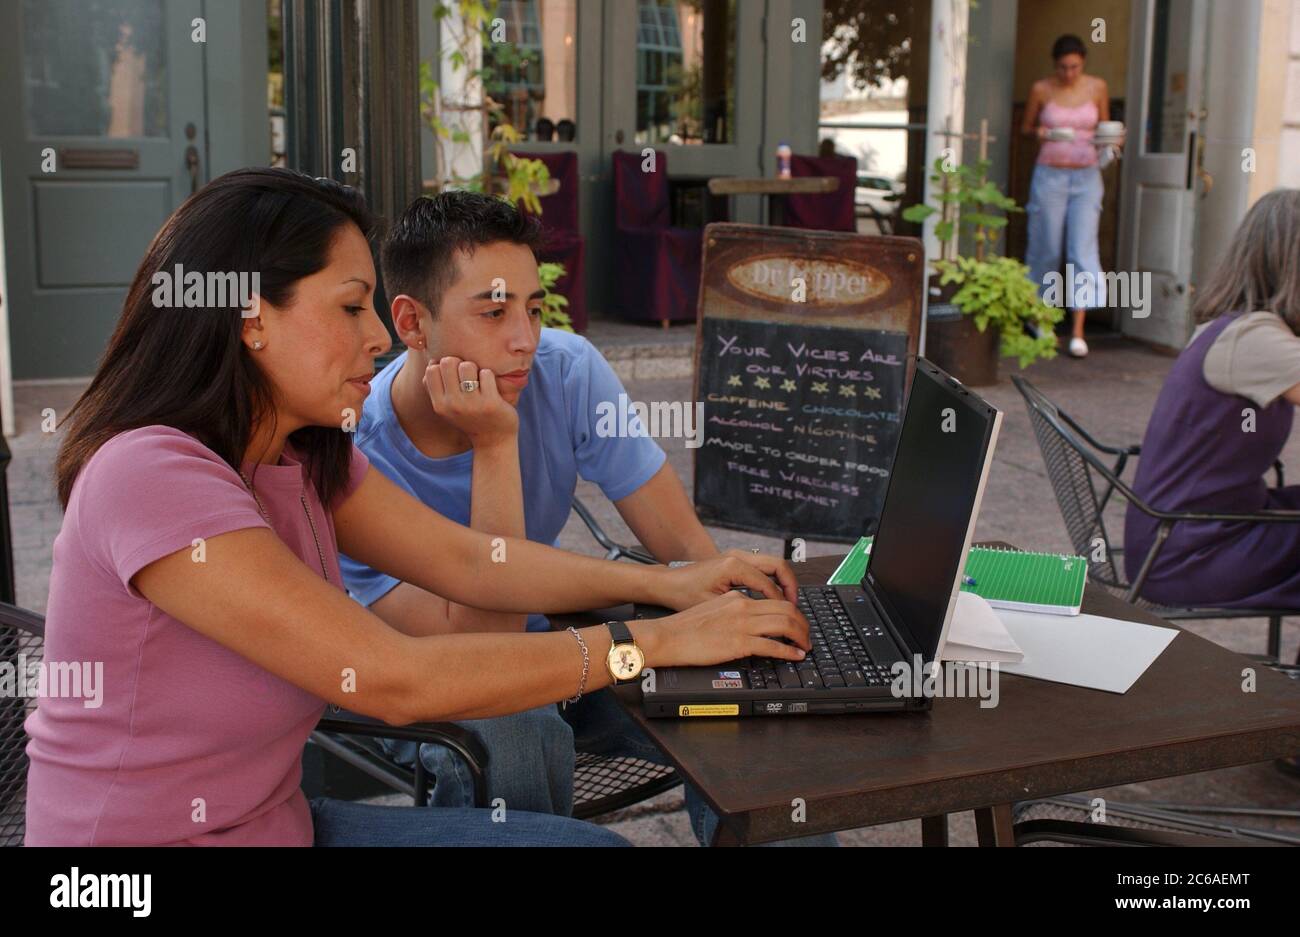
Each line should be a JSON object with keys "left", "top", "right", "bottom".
{"left": 1282, "top": 0, "right": 1300, "bottom": 187}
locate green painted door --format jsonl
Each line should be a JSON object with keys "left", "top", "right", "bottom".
{"left": 0, "top": 0, "right": 207, "bottom": 380}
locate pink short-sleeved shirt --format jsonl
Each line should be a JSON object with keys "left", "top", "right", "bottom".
{"left": 24, "top": 425, "right": 369, "bottom": 845}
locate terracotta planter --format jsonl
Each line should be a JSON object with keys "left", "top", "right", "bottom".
{"left": 925, "top": 304, "right": 1000, "bottom": 387}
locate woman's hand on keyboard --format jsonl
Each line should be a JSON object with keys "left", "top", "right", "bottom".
{"left": 634, "top": 591, "right": 811, "bottom": 668}
{"left": 719, "top": 548, "right": 800, "bottom": 604}
{"left": 653, "top": 550, "right": 799, "bottom": 610}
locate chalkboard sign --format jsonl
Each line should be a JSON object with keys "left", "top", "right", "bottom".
{"left": 692, "top": 224, "right": 924, "bottom": 543}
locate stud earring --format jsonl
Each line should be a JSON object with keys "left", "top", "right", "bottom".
{"left": 252, "top": 341, "right": 265, "bottom": 350}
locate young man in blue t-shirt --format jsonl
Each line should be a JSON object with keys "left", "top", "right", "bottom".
{"left": 341, "top": 196, "right": 717, "bottom": 630}
{"left": 339, "top": 192, "right": 832, "bottom": 845}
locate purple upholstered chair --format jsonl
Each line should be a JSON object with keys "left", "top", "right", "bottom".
{"left": 784, "top": 154, "right": 858, "bottom": 233}
{"left": 611, "top": 149, "right": 703, "bottom": 325}
{"left": 515, "top": 150, "right": 588, "bottom": 332}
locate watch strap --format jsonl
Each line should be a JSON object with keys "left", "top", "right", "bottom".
{"left": 606, "top": 619, "right": 634, "bottom": 646}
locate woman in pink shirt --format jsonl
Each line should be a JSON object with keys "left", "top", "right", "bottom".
{"left": 1021, "top": 34, "right": 1123, "bottom": 359}
{"left": 25, "top": 168, "right": 809, "bottom": 846}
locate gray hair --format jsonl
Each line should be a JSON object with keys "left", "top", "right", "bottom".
{"left": 1194, "top": 188, "right": 1300, "bottom": 332}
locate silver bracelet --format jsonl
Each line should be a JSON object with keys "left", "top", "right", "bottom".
{"left": 563, "top": 626, "right": 590, "bottom": 709}
{"left": 668, "top": 560, "right": 694, "bottom": 568}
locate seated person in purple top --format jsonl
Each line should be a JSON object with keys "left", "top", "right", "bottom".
{"left": 338, "top": 192, "right": 836, "bottom": 845}
{"left": 24, "top": 167, "right": 809, "bottom": 846}
{"left": 1126, "top": 190, "right": 1300, "bottom": 610}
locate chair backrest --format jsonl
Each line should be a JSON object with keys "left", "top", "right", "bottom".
{"left": 0, "top": 603, "right": 44, "bottom": 847}
{"left": 515, "top": 150, "right": 580, "bottom": 233}
{"left": 1012, "top": 376, "right": 1124, "bottom": 588}
{"left": 786, "top": 154, "right": 858, "bottom": 232}
{"left": 612, "top": 149, "right": 670, "bottom": 230}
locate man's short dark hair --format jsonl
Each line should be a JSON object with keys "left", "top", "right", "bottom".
{"left": 381, "top": 190, "right": 544, "bottom": 316}
{"left": 1051, "top": 34, "right": 1087, "bottom": 61}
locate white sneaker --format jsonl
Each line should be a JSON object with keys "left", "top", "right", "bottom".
{"left": 1068, "top": 337, "right": 1089, "bottom": 358}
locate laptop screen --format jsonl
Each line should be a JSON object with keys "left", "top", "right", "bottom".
{"left": 864, "top": 359, "right": 998, "bottom": 659}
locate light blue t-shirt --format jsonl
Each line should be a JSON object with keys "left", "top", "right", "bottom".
{"left": 339, "top": 328, "right": 667, "bottom": 631}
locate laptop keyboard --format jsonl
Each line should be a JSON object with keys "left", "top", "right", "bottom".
{"left": 746, "top": 587, "right": 896, "bottom": 691}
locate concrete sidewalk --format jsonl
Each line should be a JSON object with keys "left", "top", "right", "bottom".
{"left": 7, "top": 332, "right": 1299, "bottom": 845}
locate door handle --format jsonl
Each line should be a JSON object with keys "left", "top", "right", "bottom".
{"left": 185, "top": 145, "right": 200, "bottom": 194}
{"left": 1195, "top": 132, "right": 1213, "bottom": 198}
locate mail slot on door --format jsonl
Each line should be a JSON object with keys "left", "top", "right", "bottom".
{"left": 59, "top": 148, "right": 140, "bottom": 170}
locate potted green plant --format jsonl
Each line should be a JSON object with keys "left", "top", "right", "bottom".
{"left": 902, "top": 156, "right": 1060, "bottom": 384}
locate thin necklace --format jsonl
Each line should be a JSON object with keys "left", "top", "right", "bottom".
{"left": 238, "top": 468, "right": 331, "bottom": 585}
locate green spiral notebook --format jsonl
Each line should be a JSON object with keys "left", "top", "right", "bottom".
{"left": 827, "top": 536, "right": 1088, "bottom": 616}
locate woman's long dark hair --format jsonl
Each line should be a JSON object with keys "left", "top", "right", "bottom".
{"left": 55, "top": 167, "right": 377, "bottom": 510}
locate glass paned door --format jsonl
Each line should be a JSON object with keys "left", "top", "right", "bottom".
{"left": 0, "top": 0, "right": 206, "bottom": 379}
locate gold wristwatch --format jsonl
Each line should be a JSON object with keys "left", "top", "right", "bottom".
{"left": 604, "top": 620, "right": 645, "bottom": 684}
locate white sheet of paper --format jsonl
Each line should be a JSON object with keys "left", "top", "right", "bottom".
{"left": 994, "top": 609, "right": 1178, "bottom": 693}
{"left": 940, "top": 591, "right": 1024, "bottom": 663}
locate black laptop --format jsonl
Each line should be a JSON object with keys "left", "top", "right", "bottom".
{"left": 640, "top": 357, "right": 1002, "bottom": 717}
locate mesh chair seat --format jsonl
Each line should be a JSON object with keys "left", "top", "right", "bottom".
{"left": 0, "top": 621, "right": 39, "bottom": 846}
{"left": 1011, "top": 795, "right": 1293, "bottom": 846}
{"left": 572, "top": 753, "right": 678, "bottom": 820}
{"left": 310, "top": 730, "right": 680, "bottom": 821}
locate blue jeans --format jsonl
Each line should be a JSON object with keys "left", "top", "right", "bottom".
{"left": 1025, "top": 164, "right": 1106, "bottom": 310}
{"left": 382, "top": 689, "right": 836, "bottom": 846}
{"left": 309, "top": 797, "right": 628, "bottom": 846}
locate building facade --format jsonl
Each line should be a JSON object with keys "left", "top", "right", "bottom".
{"left": 1, "top": 0, "right": 1298, "bottom": 431}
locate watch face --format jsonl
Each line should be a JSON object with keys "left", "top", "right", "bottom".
{"left": 608, "top": 643, "right": 645, "bottom": 681}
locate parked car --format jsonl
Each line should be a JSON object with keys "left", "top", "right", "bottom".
{"left": 855, "top": 174, "right": 903, "bottom": 217}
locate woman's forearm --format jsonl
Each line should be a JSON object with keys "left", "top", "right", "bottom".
{"left": 387, "top": 620, "right": 664, "bottom": 724}
{"left": 336, "top": 470, "right": 663, "bottom": 618}
{"left": 397, "top": 525, "right": 660, "bottom": 615}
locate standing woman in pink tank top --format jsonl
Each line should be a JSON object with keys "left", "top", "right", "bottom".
{"left": 1021, "top": 34, "right": 1124, "bottom": 358}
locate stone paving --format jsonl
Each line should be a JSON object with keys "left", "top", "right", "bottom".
{"left": 7, "top": 328, "right": 1298, "bottom": 845}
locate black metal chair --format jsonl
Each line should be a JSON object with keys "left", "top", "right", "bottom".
{"left": 570, "top": 496, "right": 656, "bottom": 564}
{"left": 0, "top": 603, "right": 42, "bottom": 846}
{"left": 313, "top": 713, "right": 680, "bottom": 821}
{"left": 1009, "top": 376, "right": 1300, "bottom": 844}
{"left": 1012, "top": 782, "right": 1300, "bottom": 846}
{"left": 1012, "top": 374, "right": 1299, "bottom": 662}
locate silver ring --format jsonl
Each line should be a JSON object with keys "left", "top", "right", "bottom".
{"left": 459, "top": 379, "right": 480, "bottom": 393}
